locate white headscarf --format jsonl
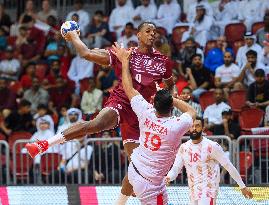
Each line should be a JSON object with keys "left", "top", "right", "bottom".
{"left": 115, "top": 0, "right": 134, "bottom": 8}
{"left": 67, "top": 108, "right": 82, "bottom": 123}
{"left": 36, "top": 115, "right": 55, "bottom": 134}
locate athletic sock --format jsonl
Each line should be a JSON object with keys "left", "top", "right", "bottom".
{"left": 47, "top": 132, "right": 66, "bottom": 147}
{"left": 114, "top": 193, "right": 130, "bottom": 205}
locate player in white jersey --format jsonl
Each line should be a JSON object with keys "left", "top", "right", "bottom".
{"left": 111, "top": 43, "right": 196, "bottom": 204}
{"left": 165, "top": 118, "right": 253, "bottom": 205}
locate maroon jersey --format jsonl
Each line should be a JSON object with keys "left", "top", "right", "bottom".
{"left": 107, "top": 47, "right": 172, "bottom": 105}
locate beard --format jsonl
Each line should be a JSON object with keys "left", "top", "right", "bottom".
{"left": 190, "top": 131, "right": 202, "bottom": 140}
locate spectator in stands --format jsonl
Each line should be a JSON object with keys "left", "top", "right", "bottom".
{"left": 261, "top": 1, "right": 269, "bottom": 17}
{"left": 256, "top": 14, "right": 269, "bottom": 47}
{"left": 182, "top": 4, "right": 213, "bottom": 48}
{"left": 171, "top": 69, "right": 188, "bottom": 95}
{"left": 67, "top": 54, "right": 94, "bottom": 95}
{"left": 262, "top": 38, "right": 269, "bottom": 67}
{"left": 177, "top": 37, "right": 204, "bottom": 75}
{"left": 213, "top": 0, "right": 238, "bottom": 36}
{"left": 18, "top": 0, "right": 37, "bottom": 24}
{"left": 18, "top": 15, "right": 46, "bottom": 67}
{"left": 23, "top": 77, "right": 49, "bottom": 113}
{"left": 153, "top": 30, "right": 171, "bottom": 57}
{"left": 44, "top": 32, "right": 63, "bottom": 62}
{"left": 1, "top": 99, "right": 33, "bottom": 135}
{"left": 96, "top": 66, "right": 118, "bottom": 96}
{"left": 203, "top": 88, "right": 231, "bottom": 132}
{"left": 109, "top": 0, "right": 134, "bottom": 39}
{"left": 0, "top": 4, "right": 12, "bottom": 33}
{"left": 37, "top": 0, "right": 57, "bottom": 22}
{"left": 0, "top": 46, "right": 21, "bottom": 81}
{"left": 204, "top": 36, "right": 233, "bottom": 74}
{"left": 85, "top": 10, "right": 111, "bottom": 49}
{"left": 187, "top": 0, "right": 213, "bottom": 23}
{"left": 92, "top": 130, "right": 121, "bottom": 183}
{"left": 15, "top": 26, "right": 27, "bottom": 48}
{"left": 173, "top": 86, "right": 203, "bottom": 118}
{"left": 132, "top": 0, "right": 157, "bottom": 28}
{"left": 213, "top": 109, "right": 241, "bottom": 140}
{"left": 49, "top": 77, "right": 72, "bottom": 112}
{"left": 154, "top": 0, "right": 181, "bottom": 34}
{"left": 0, "top": 27, "right": 7, "bottom": 51}
{"left": 246, "top": 69, "right": 269, "bottom": 110}
{"left": 236, "top": 32, "right": 263, "bottom": 68}
{"left": 237, "top": 50, "right": 266, "bottom": 87}
{"left": 0, "top": 78, "right": 16, "bottom": 111}
{"left": 117, "top": 22, "right": 138, "bottom": 48}
{"left": 57, "top": 108, "right": 82, "bottom": 133}
{"left": 57, "top": 106, "right": 69, "bottom": 127}
{"left": 43, "top": 60, "right": 63, "bottom": 90}
{"left": 20, "top": 62, "right": 36, "bottom": 90}
{"left": 185, "top": 53, "right": 211, "bottom": 101}
{"left": 81, "top": 78, "right": 103, "bottom": 116}
{"left": 215, "top": 51, "right": 242, "bottom": 92}
{"left": 238, "top": 0, "right": 262, "bottom": 31}
{"left": 66, "top": 0, "right": 90, "bottom": 37}
{"left": 33, "top": 104, "right": 50, "bottom": 120}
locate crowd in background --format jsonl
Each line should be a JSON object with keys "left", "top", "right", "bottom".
{"left": 0, "top": 0, "right": 269, "bottom": 184}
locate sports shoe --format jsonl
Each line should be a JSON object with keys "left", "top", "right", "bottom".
{"left": 25, "top": 140, "right": 49, "bottom": 158}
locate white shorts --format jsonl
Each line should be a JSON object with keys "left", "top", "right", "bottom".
{"left": 190, "top": 197, "right": 216, "bottom": 205}
{"left": 128, "top": 162, "right": 168, "bottom": 205}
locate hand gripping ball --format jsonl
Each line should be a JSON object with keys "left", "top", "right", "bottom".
{"left": 60, "top": 21, "right": 80, "bottom": 37}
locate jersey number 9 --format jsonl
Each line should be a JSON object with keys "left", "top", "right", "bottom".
{"left": 144, "top": 132, "right": 161, "bottom": 151}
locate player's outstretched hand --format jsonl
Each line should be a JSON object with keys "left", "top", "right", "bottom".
{"left": 111, "top": 42, "right": 132, "bottom": 63}
{"left": 165, "top": 176, "right": 170, "bottom": 186}
{"left": 63, "top": 30, "right": 79, "bottom": 42}
{"left": 241, "top": 187, "right": 253, "bottom": 199}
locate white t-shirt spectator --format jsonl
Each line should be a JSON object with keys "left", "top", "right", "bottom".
{"left": 203, "top": 102, "right": 231, "bottom": 125}
{"left": 215, "top": 63, "right": 241, "bottom": 83}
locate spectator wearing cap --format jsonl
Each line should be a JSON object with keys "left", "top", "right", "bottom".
{"left": 117, "top": 22, "right": 138, "bottom": 48}
{"left": 203, "top": 88, "right": 231, "bottom": 132}
{"left": 213, "top": 109, "right": 241, "bottom": 140}
{"left": 237, "top": 50, "right": 267, "bottom": 86}
{"left": 246, "top": 69, "right": 269, "bottom": 110}
{"left": 0, "top": 46, "right": 21, "bottom": 81}
{"left": 256, "top": 14, "right": 269, "bottom": 47}
{"left": 66, "top": 0, "right": 90, "bottom": 37}
{"left": 204, "top": 35, "right": 234, "bottom": 73}
{"left": 236, "top": 32, "right": 262, "bottom": 68}
{"left": 215, "top": 51, "right": 242, "bottom": 92}
{"left": 182, "top": 4, "right": 213, "bottom": 48}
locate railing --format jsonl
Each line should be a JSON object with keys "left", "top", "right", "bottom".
{"left": 0, "top": 140, "right": 9, "bottom": 185}
{"left": 1, "top": 135, "right": 269, "bottom": 185}
{"left": 237, "top": 135, "right": 269, "bottom": 185}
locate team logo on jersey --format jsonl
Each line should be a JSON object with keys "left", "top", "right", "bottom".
{"left": 117, "top": 104, "right": 122, "bottom": 110}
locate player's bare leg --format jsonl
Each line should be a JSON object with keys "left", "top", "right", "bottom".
{"left": 25, "top": 108, "right": 119, "bottom": 158}
{"left": 115, "top": 142, "right": 139, "bottom": 205}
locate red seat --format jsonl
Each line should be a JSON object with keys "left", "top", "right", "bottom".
{"left": 225, "top": 23, "right": 246, "bottom": 45}
{"left": 199, "top": 91, "right": 215, "bottom": 111}
{"left": 40, "top": 153, "right": 62, "bottom": 175}
{"left": 239, "top": 108, "right": 264, "bottom": 132}
{"left": 79, "top": 78, "right": 90, "bottom": 95}
{"left": 251, "top": 22, "right": 264, "bottom": 34}
{"left": 239, "top": 151, "right": 252, "bottom": 181}
{"left": 172, "top": 26, "right": 189, "bottom": 49}
{"left": 232, "top": 40, "right": 245, "bottom": 56}
{"left": 35, "top": 64, "right": 48, "bottom": 81}
{"left": 11, "top": 153, "right": 33, "bottom": 181}
{"left": 228, "top": 90, "right": 246, "bottom": 112}
{"left": 9, "top": 81, "right": 23, "bottom": 95}
{"left": 204, "top": 40, "right": 217, "bottom": 55}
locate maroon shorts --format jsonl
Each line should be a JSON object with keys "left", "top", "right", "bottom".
{"left": 104, "top": 97, "right": 139, "bottom": 144}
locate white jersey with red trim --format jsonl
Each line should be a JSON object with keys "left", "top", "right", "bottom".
{"left": 130, "top": 94, "right": 193, "bottom": 184}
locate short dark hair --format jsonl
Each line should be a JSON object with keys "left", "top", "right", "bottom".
{"left": 137, "top": 21, "right": 156, "bottom": 32}
{"left": 154, "top": 89, "right": 173, "bottom": 115}
{"left": 255, "top": 69, "right": 265, "bottom": 77}
{"left": 195, "top": 117, "right": 204, "bottom": 126}
{"left": 246, "top": 49, "right": 257, "bottom": 57}
{"left": 21, "top": 15, "right": 33, "bottom": 24}
{"left": 19, "top": 99, "right": 31, "bottom": 108}
{"left": 95, "top": 10, "right": 104, "bottom": 16}
{"left": 74, "top": 0, "right": 83, "bottom": 4}
{"left": 37, "top": 104, "right": 48, "bottom": 110}
{"left": 191, "top": 53, "right": 202, "bottom": 61}
{"left": 126, "top": 22, "right": 134, "bottom": 29}
{"left": 182, "top": 86, "right": 192, "bottom": 92}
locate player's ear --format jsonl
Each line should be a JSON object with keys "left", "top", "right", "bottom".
{"left": 137, "top": 32, "right": 141, "bottom": 40}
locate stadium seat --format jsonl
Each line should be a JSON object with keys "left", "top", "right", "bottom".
{"left": 251, "top": 21, "right": 264, "bottom": 34}
{"left": 9, "top": 132, "right": 32, "bottom": 153}
{"left": 172, "top": 26, "right": 189, "bottom": 49}
{"left": 7, "top": 36, "right": 17, "bottom": 46}
{"left": 0, "top": 133, "right": 6, "bottom": 141}
{"left": 204, "top": 40, "right": 217, "bottom": 56}
{"left": 224, "top": 23, "right": 246, "bottom": 45}
{"left": 9, "top": 81, "right": 23, "bottom": 95}
{"left": 40, "top": 153, "right": 62, "bottom": 176}
{"left": 232, "top": 40, "right": 245, "bottom": 56}
{"left": 239, "top": 108, "right": 264, "bottom": 133}
{"left": 228, "top": 90, "right": 247, "bottom": 112}
{"left": 10, "top": 153, "right": 33, "bottom": 181}
{"left": 35, "top": 64, "right": 48, "bottom": 81}
{"left": 199, "top": 91, "right": 215, "bottom": 111}
{"left": 239, "top": 151, "right": 252, "bottom": 181}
